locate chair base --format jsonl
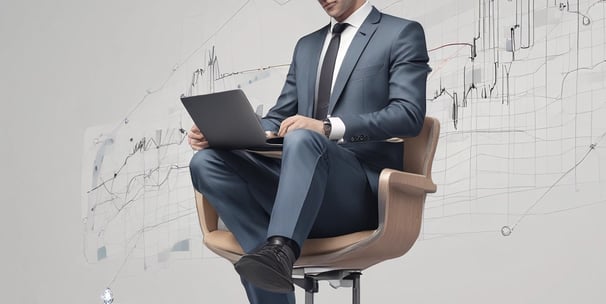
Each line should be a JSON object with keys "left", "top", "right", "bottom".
{"left": 293, "top": 269, "right": 361, "bottom": 304}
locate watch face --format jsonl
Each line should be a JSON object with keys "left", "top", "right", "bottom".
{"left": 323, "top": 121, "right": 332, "bottom": 137}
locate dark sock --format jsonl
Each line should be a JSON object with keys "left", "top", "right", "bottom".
{"left": 267, "top": 236, "right": 301, "bottom": 259}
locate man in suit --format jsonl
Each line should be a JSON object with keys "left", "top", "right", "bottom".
{"left": 188, "top": 0, "right": 430, "bottom": 303}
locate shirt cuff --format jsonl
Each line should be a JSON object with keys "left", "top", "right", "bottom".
{"left": 327, "top": 116, "right": 346, "bottom": 141}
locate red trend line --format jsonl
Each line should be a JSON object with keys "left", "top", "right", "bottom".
{"left": 428, "top": 42, "right": 474, "bottom": 53}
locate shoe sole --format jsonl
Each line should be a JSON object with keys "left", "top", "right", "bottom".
{"left": 235, "top": 257, "right": 294, "bottom": 293}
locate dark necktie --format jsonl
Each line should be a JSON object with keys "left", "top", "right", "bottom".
{"left": 315, "top": 22, "right": 349, "bottom": 119}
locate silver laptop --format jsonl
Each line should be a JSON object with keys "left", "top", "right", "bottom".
{"left": 181, "top": 89, "right": 282, "bottom": 150}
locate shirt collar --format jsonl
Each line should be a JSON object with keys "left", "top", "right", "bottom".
{"left": 330, "top": 1, "right": 372, "bottom": 31}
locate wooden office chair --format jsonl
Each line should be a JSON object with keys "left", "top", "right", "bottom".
{"left": 194, "top": 117, "right": 440, "bottom": 303}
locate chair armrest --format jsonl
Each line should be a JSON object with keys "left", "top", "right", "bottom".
{"left": 366, "top": 168, "right": 434, "bottom": 262}
{"left": 380, "top": 168, "right": 437, "bottom": 194}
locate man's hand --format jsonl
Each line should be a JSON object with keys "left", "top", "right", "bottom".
{"left": 265, "top": 131, "right": 280, "bottom": 139}
{"left": 188, "top": 124, "right": 209, "bottom": 150}
{"left": 278, "top": 115, "right": 324, "bottom": 137}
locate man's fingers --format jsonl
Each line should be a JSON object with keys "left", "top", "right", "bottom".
{"left": 188, "top": 131, "right": 205, "bottom": 140}
{"left": 188, "top": 124, "right": 209, "bottom": 150}
{"left": 279, "top": 115, "right": 303, "bottom": 136}
{"left": 190, "top": 124, "right": 201, "bottom": 133}
{"left": 279, "top": 115, "right": 323, "bottom": 136}
{"left": 265, "top": 131, "right": 279, "bottom": 139}
{"left": 190, "top": 139, "right": 209, "bottom": 151}
{"left": 278, "top": 118, "right": 293, "bottom": 136}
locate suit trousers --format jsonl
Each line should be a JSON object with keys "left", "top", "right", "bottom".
{"left": 189, "top": 129, "right": 378, "bottom": 304}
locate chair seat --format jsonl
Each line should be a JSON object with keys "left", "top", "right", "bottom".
{"left": 204, "top": 229, "right": 375, "bottom": 265}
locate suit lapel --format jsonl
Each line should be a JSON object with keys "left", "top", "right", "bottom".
{"left": 328, "top": 7, "right": 381, "bottom": 114}
{"left": 305, "top": 25, "right": 330, "bottom": 117}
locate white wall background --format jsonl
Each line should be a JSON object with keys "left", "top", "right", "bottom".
{"left": 2, "top": 0, "right": 605, "bottom": 303}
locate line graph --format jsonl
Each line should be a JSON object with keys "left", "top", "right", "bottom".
{"left": 82, "top": 122, "right": 198, "bottom": 268}
{"left": 422, "top": 0, "right": 606, "bottom": 240}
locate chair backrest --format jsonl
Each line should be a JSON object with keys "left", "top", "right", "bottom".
{"left": 403, "top": 117, "right": 439, "bottom": 178}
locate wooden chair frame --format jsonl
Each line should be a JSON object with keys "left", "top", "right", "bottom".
{"left": 195, "top": 117, "right": 440, "bottom": 303}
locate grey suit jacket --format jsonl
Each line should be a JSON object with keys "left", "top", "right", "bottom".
{"left": 261, "top": 7, "right": 431, "bottom": 194}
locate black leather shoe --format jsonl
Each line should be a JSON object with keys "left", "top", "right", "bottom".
{"left": 234, "top": 237, "right": 298, "bottom": 293}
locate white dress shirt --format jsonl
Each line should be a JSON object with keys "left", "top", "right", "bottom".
{"left": 315, "top": 1, "right": 373, "bottom": 141}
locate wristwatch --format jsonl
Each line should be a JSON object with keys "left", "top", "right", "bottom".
{"left": 322, "top": 119, "right": 332, "bottom": 138}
